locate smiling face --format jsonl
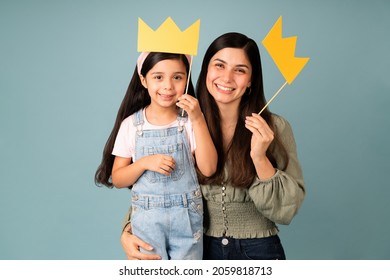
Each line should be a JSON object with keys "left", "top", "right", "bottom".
{"left": 140, "top": 58, "right": 187, "bottom": 109}
{"left": 206, "top": 48, "right": 252, "bottom": 109}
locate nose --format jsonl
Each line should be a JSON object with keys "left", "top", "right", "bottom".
{"left": 163, "top": 79, "right": 173, "bottom": 90}
{"left": 221, "top": 69, "right": 233, "bottom": 83}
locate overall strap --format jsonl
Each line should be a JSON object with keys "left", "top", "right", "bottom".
{"left": 177, "top": 110, "right": 188, "bottom": 132}
{"left": 132, "top": 109, "right": 144, "bottom": 136}
{"left": 133, "top": 108, "right": 188, "bottom": 134}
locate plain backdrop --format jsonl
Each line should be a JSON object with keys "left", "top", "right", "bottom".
{"left": 1, "top": 0, "right": 389, "bottom": 259}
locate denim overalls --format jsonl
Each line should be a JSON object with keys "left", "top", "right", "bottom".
{"left": 130, "top": 109, "right": 203, "bottom": 260}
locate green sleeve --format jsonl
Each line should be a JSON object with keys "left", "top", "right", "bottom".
{"left": 248, "top": 115, "right": 305, "bottom": 225}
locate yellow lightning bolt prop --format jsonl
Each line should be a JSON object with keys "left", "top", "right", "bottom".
{"left": 259, "top": 16, "right": 310, "bottom": 115}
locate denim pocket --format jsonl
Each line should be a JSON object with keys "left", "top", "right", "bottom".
{"left": 142, "top": 143, "right": 185, "bottom": 183}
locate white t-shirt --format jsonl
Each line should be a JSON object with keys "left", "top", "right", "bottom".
{"left": 112, "top": 109, "right": 196, "bottom": 160}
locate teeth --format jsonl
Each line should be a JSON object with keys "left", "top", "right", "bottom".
{"left": 216, "top": 84, "right": 234, "bottom": 91}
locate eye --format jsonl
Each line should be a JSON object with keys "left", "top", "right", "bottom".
{"left": 153, "top": 75, "right": 163, "bottom": 80}
{"left": 173, "top": 75, "right": 184, "bottom": 80}
{"left": 235, "top": 68, "right": 246, "bottom": 74}
{"left": 215, "top": 63, "right": 224, "bottom": 69}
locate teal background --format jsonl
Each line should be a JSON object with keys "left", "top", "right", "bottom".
{"left": 1, "top": 0, "right": 389, "bottom": 259}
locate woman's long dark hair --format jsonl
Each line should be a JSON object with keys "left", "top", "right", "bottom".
{"left": 196, "top": 32, "right": 288, "bottom": 188}
{"left": 95, "top": 52, "right": 195, "bottom": 188}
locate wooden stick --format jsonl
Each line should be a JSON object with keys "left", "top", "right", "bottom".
{"left": 184, "top": 55, "right": 193, "bottom": 95}
{"left": 181, "top": 55, "right": 193, "bottom": 117}
{"left": 258, "top": 81, "right": 288, "bottom": 115}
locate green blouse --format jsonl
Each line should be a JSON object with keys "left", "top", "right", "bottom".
{"left": 202, "top": 114, "right": 305, "bottom": 238}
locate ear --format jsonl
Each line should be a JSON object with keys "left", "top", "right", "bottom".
{"left": 247, "top": 82, "right": 251, "bottom": 88}
{"left": 139, "top": 75, "right": 148, "bottom": 89}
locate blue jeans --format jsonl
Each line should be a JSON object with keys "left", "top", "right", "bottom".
{"left": 203, "top": 235, "right": 286, "bottom": 260}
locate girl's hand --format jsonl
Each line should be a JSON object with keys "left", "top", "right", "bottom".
{"left": 141, "top": 154, "right": 176, "bottom": 176}
{"left": 176, "top": 95, "right": 203, "bottom": 123}
{"left": 121, "top": 224, "right": 161, "bottom": 260}
{"left": 245, "top": 113, "right": 274, "bottom": 161}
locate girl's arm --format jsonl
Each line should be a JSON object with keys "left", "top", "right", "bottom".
{"left": 177, "top": 95, "right": 217, "bottom": 177}
{"left": 112, "top": 154, "right": 176, "bottom": 188}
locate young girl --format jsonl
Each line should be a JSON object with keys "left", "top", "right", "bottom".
{"left": 95, "top": 52, "right": 217, "bottom": 260}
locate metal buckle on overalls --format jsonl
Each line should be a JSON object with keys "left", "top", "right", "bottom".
{"left": 177, "top": 109, "right": 187, "bottom": 132}
{"left": 177, "top": 119, "right": 185, "bottom": 132}
{"left": 136, "top": 124, "right": 143, "bottom": 136}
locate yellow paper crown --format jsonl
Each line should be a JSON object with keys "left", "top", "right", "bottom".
{"left": 262, "top": 16, "right": 310, "bottom": 84}
{"left": 137, "top": 17, "right": 200, "bottom": 56}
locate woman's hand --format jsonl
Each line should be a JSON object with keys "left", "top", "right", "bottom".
{"left": 245, "top": 113, "right": 274, "bottom": 159}
{"left": 245, "top": 113, "right": 276, "bottom": 180}
{"left": 121, "top": 224, "right": 161, "bottom": 260}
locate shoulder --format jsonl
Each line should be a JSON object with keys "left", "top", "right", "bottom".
{"left": 120, "top": 115, "right": 133, "bottom": 127}
{"left": 117, "top": 113, "right": 138, "bottom": 135}
{"left": 120, "top": 109, "right": 143, "bottom": 127}
{"left": 269, "top": 113, "right": 296, "bottom": 145}
{"left": 270, "top": 114, "right": 292, "bottom": 132}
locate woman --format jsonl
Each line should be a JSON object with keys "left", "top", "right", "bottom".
{"left": 120, "top": 32, "right": 305, "bottom": 260}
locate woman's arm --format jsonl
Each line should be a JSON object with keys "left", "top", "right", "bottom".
{"left": 120, "top": 207, "right": 161, "bottom": 260}
{"left": 121, "top": 223, "right": 161, "bottom": 260}
{"left": 247, "top": 115, "right": 305, "bottom": 225}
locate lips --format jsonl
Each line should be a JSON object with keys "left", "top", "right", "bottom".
{"left": 216, "top": 84, "right": 234, "bottom": 92}
{"left": 158, "top": 93, "right": 176, "bottom": 100}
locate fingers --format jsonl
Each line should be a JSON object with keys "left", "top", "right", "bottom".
{"left": 245, "top": 113, "right": 274, "bottom": 141}
{"left": 144, "top": 154, "right": 176, "bottom": 176}
{"left": 176, "top": 95, "right": 195, "bottom": 111}
{"left": 131, "top": 238, "right": 161, "bottom": 260}
{"left": 121, "top": 231, "right": 161, "bottom": 260}
{"left": 157, "top": 155, "right": 176, "bottom": 175}
{"left": 176, "top": 95, "right": 202, "bottom": 121}
{"left": 177, "top": 94, "right": 196, "bottom": 104}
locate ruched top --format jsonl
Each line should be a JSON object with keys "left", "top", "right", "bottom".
{"left": 201, "top": 114, "right": 305, "bottom": 238}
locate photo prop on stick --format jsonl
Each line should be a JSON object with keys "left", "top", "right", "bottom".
{"left": 138, "top": 17, "right": 200, "bottom": 55}
{"left": 137, "top": 17, "right": 200, "bottom": 98}
{"left": 259, "top": 16, "right": 310, "bottom": 115}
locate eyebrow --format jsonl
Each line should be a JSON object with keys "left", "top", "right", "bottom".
{"left": 213, "top": 58, "right": 250, "bottom": 69}
{"left": 150, "top": 71, "right": 186, "bottom": 75}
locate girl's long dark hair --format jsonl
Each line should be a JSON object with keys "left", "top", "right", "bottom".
{"left": 95, "top": 52, "right": 195, "bottom": 188}
{"left": 196, "top": 32, "right": 288, "bottom": 188}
